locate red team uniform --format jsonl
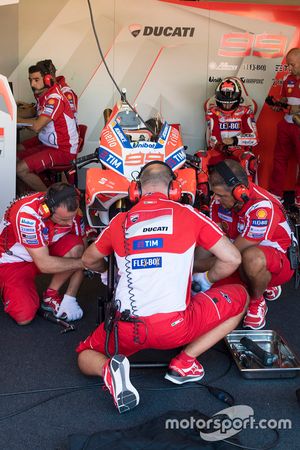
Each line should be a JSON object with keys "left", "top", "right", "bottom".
{"left": 19, "top": 83, "right": 79, "bottom": 173}
{"left": 269, "top": 73, "right": 300, "bottom": 204}
{"left": 77, "top": 193, "right": 247, "bottom": 356}
{"left": 204, "top": 103, "right": 258, "bottom": 178}
{"left": 56, "top": 75, "right": 78, "bottom": 122}
{"left": 210, "top": 182, "right": 295, "bottom": 288}
{"left": 0, "top": 193, "right": 85, "bottom": 322}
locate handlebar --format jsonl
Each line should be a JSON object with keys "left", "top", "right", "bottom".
{"left": 75, "top": 149, "right": 99, "bottom": 169}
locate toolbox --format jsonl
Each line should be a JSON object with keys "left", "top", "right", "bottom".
{"left": 225, "top": 329, "right": 300, "bottom": 379}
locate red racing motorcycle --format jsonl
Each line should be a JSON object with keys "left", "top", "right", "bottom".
{"left": 75, "top": 93, "right": 203, "bottom": 230}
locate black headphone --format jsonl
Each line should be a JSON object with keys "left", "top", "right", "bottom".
{"left": 213, "top": 161, "right": 250, "bottom": 203}
{"left": 38, "top": 185, "right": 80, "bottom": 218}
{"left": 128, "top": 161, "right": 182, "bottom": 203}
{"left": 36, "top": 61, "right": 55, "bottom": 88}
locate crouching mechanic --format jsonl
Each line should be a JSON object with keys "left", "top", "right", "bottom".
{"left": 194, "top": 159, "right": 295, "bottom": 330}
{"left": 77, "top": 161, "right": 248, "bottom": 414}
{"left": 0, "top": 183, "right": 86, "bottom": 325}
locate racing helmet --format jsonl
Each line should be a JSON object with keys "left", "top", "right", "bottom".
{"left": 215, "top": 78, "right": 242, "bottom": 111}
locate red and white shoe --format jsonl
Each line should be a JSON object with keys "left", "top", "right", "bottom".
{"left": 264, "top": 286, "right": 282, "bottom": 302}
{"left": 41, "top": 288, "right": 66, "bottom": 319}
{"left": 243, "top": 297, "right": 268, "bottom": 330}
{"left": 165, "top": 357, "right": 204, "bottom": 384}
{"left": 103, "top": 355, "right": 139, "bottom": 414}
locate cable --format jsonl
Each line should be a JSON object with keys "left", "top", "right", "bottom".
{"left": 122, "top": 213, "right": 147, "bottom": 345}
{"left": 221, "top": 430, "right": 280, "bottom": 450}
{"left": 0, "top": 383, "right": 103, "bottom": 422}
{"left": 86, "top": 0, "right": 155, "bottom": 136}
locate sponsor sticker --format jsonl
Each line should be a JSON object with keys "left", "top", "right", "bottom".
{"left": 249, "top": 225, "right": 267, "bottom": 234}
{"left": 20, "top": 226, "right": 36, "bottom": 233}
{"left": 132, "top": 256, "right": 162, "bottom": 269}
{"left": 142, "top": 226, "right": 168, "bottom": 233}
{"left": 256, "top": 209, "right": 267, "bottom": 219}
{"left": 133, "top": 238, "right": 163, "bottom": 250}
{"left": 44, "top": 106, "right": 54, "bottom": 116}
{"left": 24, "top": 239, "right": 39, "bottom": 245}
{"left": 22, "top": 233, "right": 38, "bottom": 239}
{"left": 20, "top": 218, "right": 35, "bottom": 226}
{"left": 247, "top": 232, "right": 264, "bottom": 239}
{"left": 251, "top": 219, "right": 268, "bottom": 226}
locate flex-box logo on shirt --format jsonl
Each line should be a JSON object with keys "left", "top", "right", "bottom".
{"left": 131, "top": 256, "right": 162, "bottom": 269}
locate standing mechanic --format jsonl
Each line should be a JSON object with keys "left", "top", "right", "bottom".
{"left": 16, "top": 61, "right": 79, "bottom": 192}
{"left": 0, "top": 182, "right": 85, "bottom": 325}
{"left": 77, "top": 161, "right": 248, "bottom": 414}
{"left": 268, "top": 48, "right": 300, "bottom": 207}
{"left": 194, "top": 159, "right": 295, "bottom": 330}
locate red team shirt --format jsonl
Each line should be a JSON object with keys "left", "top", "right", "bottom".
{"left": 36, "top": 84, "right": 79, "bottom": 155}
{"left": 77, "top": 192, "right": 247, "bottom": 356}
{"left": 281, "top": 73, "right": 300, "bottom": 123}
{"left": 56, "top": 76, "right": 78, "bottom": 122}
{"left": 0, "top": 193, "right": 85, "bottom": 265}
{"left": 95, "top": 192, "right": 223, "bottom": 317}
{"left": 210, "top": 182, "right": 293, "bottom": 253}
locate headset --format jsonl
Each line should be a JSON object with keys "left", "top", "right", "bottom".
{"left": 213, "top": 161, "right": 250, "bottom": 203}
{"left": 128, "top": 161, "right": 182, "bottom": 203}
{"left": 36, "top": 61, "right": 55, "bottom": 88}
{"left": 38, "top": 185, "right": 80, "bottom": 219}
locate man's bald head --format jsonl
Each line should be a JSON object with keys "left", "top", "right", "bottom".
{"left": 140, "top": 162, "right": 173, "bottom": 195}
{"left": 286, "top": 48, "right": 300, "bottom": 59}
{"left": 286, "top": 48, "right": 300, "bottom": 78}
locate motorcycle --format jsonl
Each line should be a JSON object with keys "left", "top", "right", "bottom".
{"left": 75, "top": 92, "right": 203, "bottom": 230}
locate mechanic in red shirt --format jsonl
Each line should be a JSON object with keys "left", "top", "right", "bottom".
{"left": 17, "top": 59, "right": 78, "bottom": 122}
{"left": 16, "top": 61, "right": 79, "bottom": 192}
{"left": 36, "top": 59, "right": 78, "bottom": 122}
{"left": 194, "top": 159, "right": 295, "bottom": 330}
{"left": 0, "top": 183, "right": 86, "bottom": 325}
{"left": 268, "top": 48, "right": 300, "bottom": 207}
{"left": 77, "top": 161, "right": 248, "bottom": 414}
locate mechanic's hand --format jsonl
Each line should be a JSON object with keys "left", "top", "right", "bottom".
{"left": 100, "top": 270, "right": 108, "bottom": 286}
{"left": 56, "top": 297, "right": 83, "bottom": 321}
{"left": 192, "top": 272, "right": 213, "bottom": 293}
